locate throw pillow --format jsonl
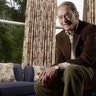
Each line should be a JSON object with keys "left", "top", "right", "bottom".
{"left": 0, "top": 63, "right": 16, "bottom": 82}
{"left": 33, "top": 65, "right": 46, "bottom": 81}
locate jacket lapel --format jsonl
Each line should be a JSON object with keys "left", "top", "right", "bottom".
{"left": 73, "top": 33, "right": 81, "bottom": 57}
{"left": 64, "top": 35, "right": 71, "bottom": 59}
{"left": 73, "top": 20, "right": 83, "bottom": 57}
{"left": 59, "top": 33, "right": 71, "bottom": 59}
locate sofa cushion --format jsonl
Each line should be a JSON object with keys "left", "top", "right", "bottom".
{"left": 14, "top": 64, "right": 24, "bottom": 81}
{"left": 0, "top": 63, "right": 15, "bottom": 82}
{"left": 0, "top": 81, "right": 36, "bottom": 96}
{"left": 33, "top": 65, "right": 45, "bottom": 81}
{"left": 24, "top": 66, "right": 34, "bottom": 82}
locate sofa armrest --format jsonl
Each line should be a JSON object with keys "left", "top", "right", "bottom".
{"left": 14, "top": 64, "right": 24, "bottom": 81}
{"left": 24, "top": 66, "right": 34, "bottom": 82}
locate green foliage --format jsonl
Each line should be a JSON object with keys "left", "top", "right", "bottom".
{"left": 0, "top": 0, "right": 10, "bottom": 19}
{"left": 0, "top": 24, "right": 13, "bottom": 62}
{"left": 10, "top": 0, "right": 27, "bottom": 22}
{"left": 0, "top": 0, "right": 26, "bottom": 63}
{"left": 9, "top": 25, "right": 24, "bottom": 63}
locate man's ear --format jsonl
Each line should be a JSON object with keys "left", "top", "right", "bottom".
{"left": 75, "top": 12, "right": 79, "bottom": 19}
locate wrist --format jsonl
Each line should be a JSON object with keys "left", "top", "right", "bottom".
{"left": 54, "top": 65, "right": 60, "bottom": 73}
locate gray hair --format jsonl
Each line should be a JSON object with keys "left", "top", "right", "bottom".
{"left": 57, "top": 1, "right": 78, "bottom": 12}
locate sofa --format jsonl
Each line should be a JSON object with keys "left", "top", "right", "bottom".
{"left": 0, "top": 64, "right": 96, "bottom": 96}
{"left": 0, "top": 64, "right": 36, "bottom": 96}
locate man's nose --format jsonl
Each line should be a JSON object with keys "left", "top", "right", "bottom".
{"left": 62, "top": 16, "right": 68, "bottom": 22}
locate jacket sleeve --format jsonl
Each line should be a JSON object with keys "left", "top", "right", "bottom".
{"left": 55, "top": 42, "right": 66, "bottom": 64}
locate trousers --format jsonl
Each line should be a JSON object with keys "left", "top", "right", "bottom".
{"left": 34, "top": 65, "right": 94, "bottom": 96}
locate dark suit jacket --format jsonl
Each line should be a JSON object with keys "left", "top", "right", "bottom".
{"left": 56, "top": 20, "right": 96, "bottom": 68}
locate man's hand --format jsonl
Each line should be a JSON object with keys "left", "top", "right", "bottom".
{"left": 38, "top": 67, "right": 58, "bottom": 85}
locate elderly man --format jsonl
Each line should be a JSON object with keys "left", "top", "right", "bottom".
{"left": 34, "top": 1, "right": 96, "bottom": 96}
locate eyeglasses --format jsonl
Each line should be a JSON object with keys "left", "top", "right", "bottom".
{"left": 57, "top": 13, "right": 72, "bottom": 20}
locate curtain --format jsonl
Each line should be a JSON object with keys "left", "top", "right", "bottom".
{"left": 22, "top": 0, "right": 57, "bottom": 68}
{"left": 83, "top": 0, "right": 96, "bottom": 24}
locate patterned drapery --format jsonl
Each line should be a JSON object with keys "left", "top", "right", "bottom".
{"left": 83, "top": 0, "right": 96, "bottom": 24}
{"left": 22, "top": 0, "right": 57, "bottom": 68}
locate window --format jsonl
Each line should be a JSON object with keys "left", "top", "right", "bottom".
{"left": 56, "top": 0, "right": 84, "bottom": 34}
{"left": 0, "top": 0, "right": 26, "bottom": 63}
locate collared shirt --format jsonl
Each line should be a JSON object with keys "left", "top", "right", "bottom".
{"left": 65, "top": 30, "right": 75, "bottom": 59}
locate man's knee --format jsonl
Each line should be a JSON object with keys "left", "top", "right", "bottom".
{"left": 34, "top": 81, "right": 57, "bottom": 96}
{"left": 63, "top": 65, "right": 82, "bottom": 80}
{"left": 64, "top": 65, "right": 79, "bottom": 74}
{"left": 34, "top": 81, "right": 42, "bottom": 93}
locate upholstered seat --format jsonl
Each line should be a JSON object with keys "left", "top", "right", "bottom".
{"left": 0, "top": 64, "right": 36, "bottom": 96}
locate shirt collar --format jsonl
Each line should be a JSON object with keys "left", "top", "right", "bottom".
{"left": 65, "top": 23, "right": 79, "bottom": 36}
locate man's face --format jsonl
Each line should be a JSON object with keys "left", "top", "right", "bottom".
{"left": 57, "top": 5, "right": 79, "bottom": 31}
